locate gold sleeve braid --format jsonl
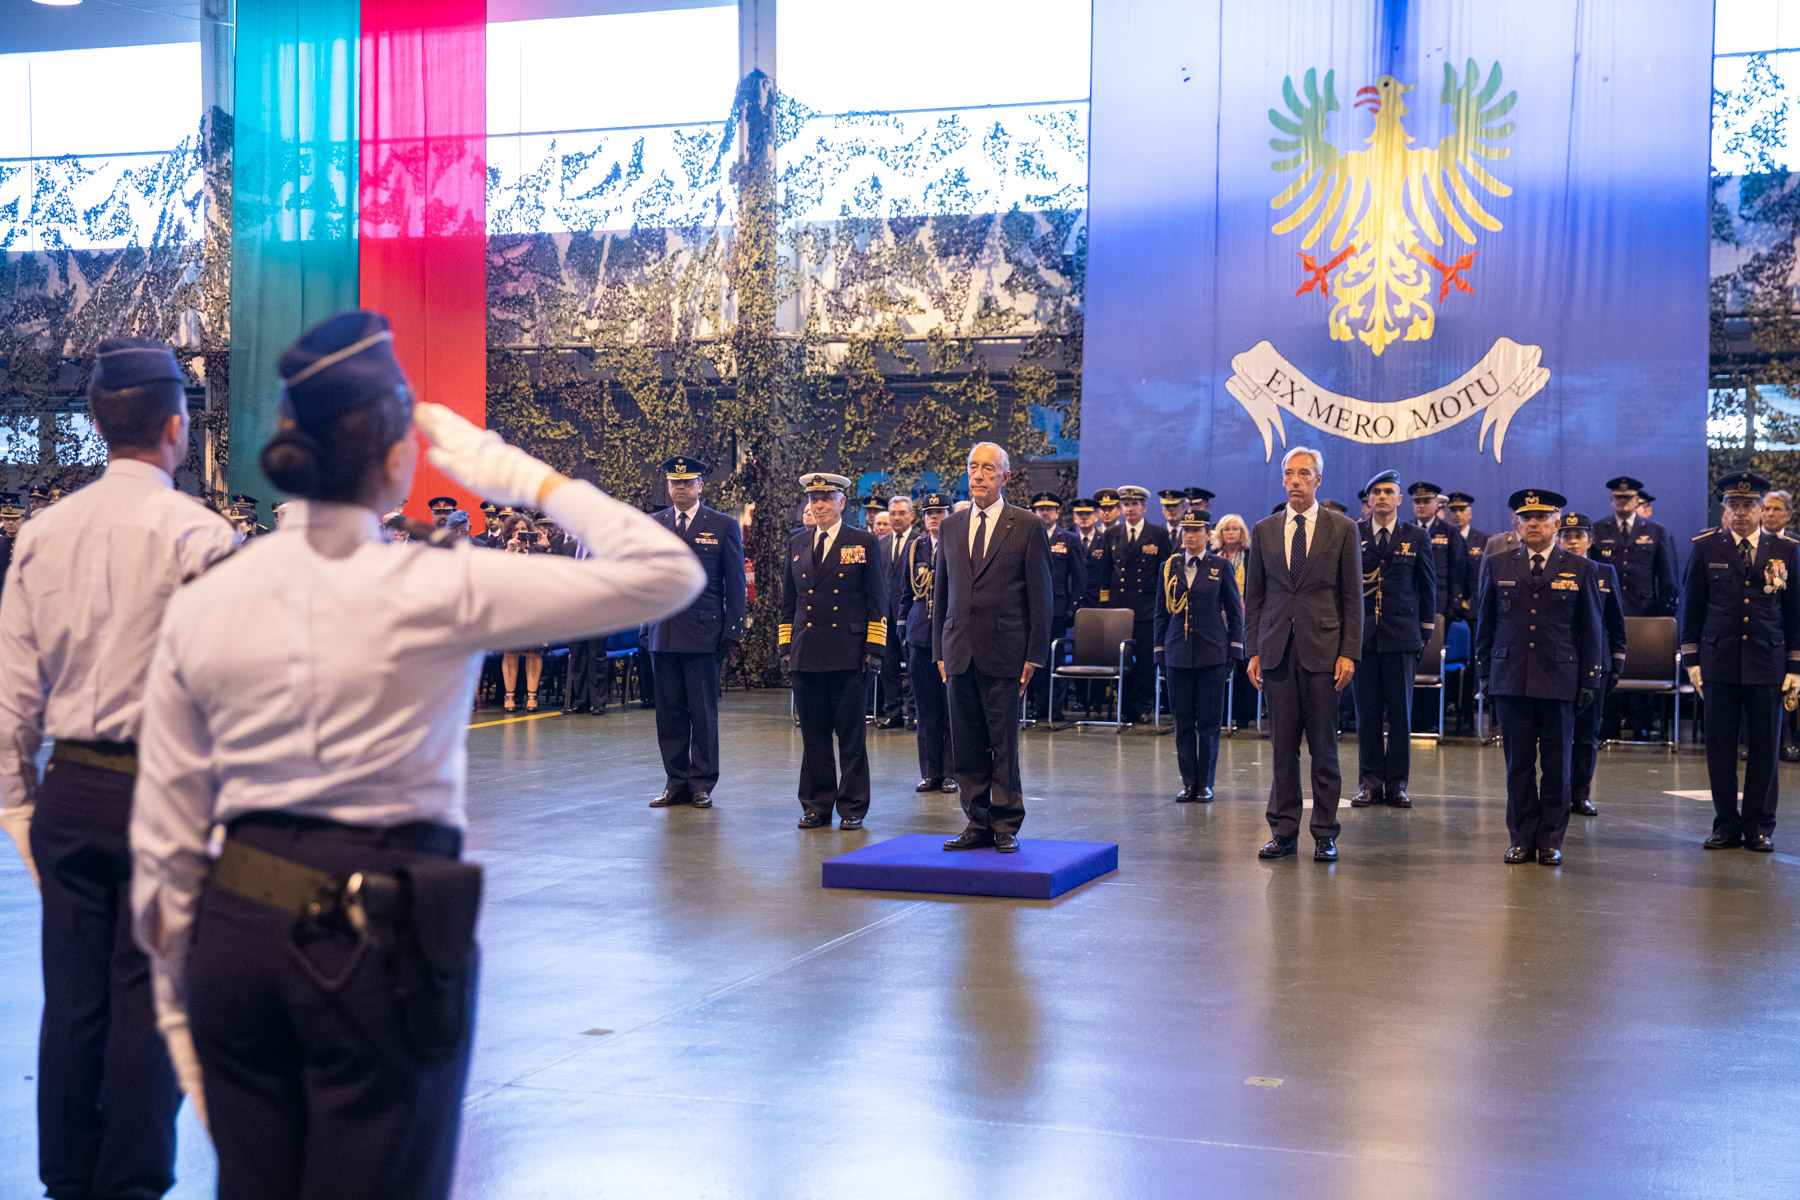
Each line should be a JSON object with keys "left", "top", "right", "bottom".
{"left": 867, "top": 619, "right": 888, "bottom": 646}
{"left": 778, "top": 623, "right": 792, "bottom": 646}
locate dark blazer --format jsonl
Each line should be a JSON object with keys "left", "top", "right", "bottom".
{"left": 878, "top": 528, "right": 921, "bottom": 625}
{"left": 1076, "top": 527, "right": 1106, "bottom": 608}
{"left": 1358, "top": 519, "right": 1437, "bottom": 654}
{"left": 1475, "top": 545, "right": 1604, "bottom": 700}
{"left": 903, "top": 533, "right": 940, "bottom": 649}
{"left": 1590, "top": 514, "right": 1678, "bottom": 617}
{"left": 932, "top": 502, "right": 1053, "bottom": 676}
{"left": 1680, "top": 529, "right": 1800, "bottom": 686}
{"left": 1153, "top": 551, "right": 1244, "bottom": 669}
{"left": 779, "top": 523, "right": 887, "bottom": 672}
{"left": 1243, "top": 505, "right": 1363, "bottom": 672}
{"left": 647, "top": 503, "right": 746, "bottom": 654}
{"left": 1594, "top": 560, "right": 1628, "bottom": 680}
{"left": 1046, "top": 526, "right": 1087, "bottom": 628}
{"left": 1098, "top": 521, "right": 1172, "bottom": 620}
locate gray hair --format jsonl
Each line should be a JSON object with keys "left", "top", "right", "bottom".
{"left": 887, "top": 495, "right": 913, "bottom": 512}
{"left": 1281, "top": 445, "right": 1323, "bottom": 475}
{"left": 968, "top": 441, "right": 1011, "bottom": 472}
{"left": 1768, "top": 490, "right": 1793, "bottom": 508}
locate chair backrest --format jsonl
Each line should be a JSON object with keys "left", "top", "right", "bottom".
{"left": 1621, "top": 616, "right": 1677, "bottom": 683}
{"left": 1419, "top": 615, "right": 1447, "bottom": 669}
{"left": 1444, "top": 618, "right": 1471, "bottom": 666}
{"left": 1071, "top": 608, "right": 1137, "bottom": 666}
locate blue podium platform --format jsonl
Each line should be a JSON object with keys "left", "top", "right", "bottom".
{"left": 822, "top": 835, "right": 1118, "bottom": 899}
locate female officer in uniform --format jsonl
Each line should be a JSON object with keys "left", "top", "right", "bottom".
{"left": 129, "top": 310, "right": 703, "bottom": 1199}
{"left": 1154, "top": 512, "right": 1243, "bottom": 802}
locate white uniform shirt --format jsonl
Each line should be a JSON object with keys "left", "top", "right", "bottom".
{"left": 0, "top": 459, "right": 236, "bottom": 858}
{"left": 129, "top": 481, "right": 703, "bottom": 983}
{"left": 1283, "top": 500, "right": 1321, "bottom": 567}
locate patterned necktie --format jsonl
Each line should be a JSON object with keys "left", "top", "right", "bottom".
{"left": 1741, "top": 537, "right": 1754, "bottom": 569}
{"left": 1290, "top": 515, "right": 1307, "bottom": 586}
{"left": 814, "top": 530, "right": 827, "bottom": 569}
{"left": 677, "top": 511, "right": 689, "bottom": 537}
{"left": 973, "top": 509, "right": 989, "bottom": 563}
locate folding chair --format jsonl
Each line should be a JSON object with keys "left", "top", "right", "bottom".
{"left": 1608, "top": 616, "right": 1680, "bottom": 750}
{"left": 1050, "top": 608, "right": 1136, "bottom": 729}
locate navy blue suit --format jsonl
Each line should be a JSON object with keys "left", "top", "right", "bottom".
{"left": 1476, "top": 545, "right": 1605, "bottom": 851}
{"left": 781, "top": 523, "right": 888, "bottom": 820}
{"left": 1153, "top": 551, "right": 1243, "bottom": 792}
{"left": 1681, "top": 529, "right": 1800, "bottom": 838}
{"left": 647, "top": 504, "right": 746, "bottom": 798}
{"left": 1571, "top": 561, "right": 1629, "bottom": 808}
{"left": 903, "top": 533, "right": 949, "bottom": 782}
{"left": 1354, "top": 520, "right": 1437, "bottom": 796}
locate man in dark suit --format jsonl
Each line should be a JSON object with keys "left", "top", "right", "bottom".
{"left": 934, "top": 443, "right": 1052, "bottom": 853}
{"left": 1476, "top": 489, "right": 1605, "bottom": 866}
{"left": 1407, "top": 481, "right": 1465, "bottom": 618}
{"left": 1591, "top": 474, "right": 1679, "bottom": 740}
{"left": 1557, "top": 512, "right": 1627, "bottom": 818}
{"left": 1683, "top": 472, "right": 1800, "bottom": 852}
{"left": 1244, "top": 446, "right": 1362, "bottom": 862}
{"left": 781, "top": 473, "right": 888, "bottom": 830}
{"left": 1099, "top": 484, "right": 1171, "bottom": 723}
{"left": 905, "top": 494, "right": 957, "bottom": 793}
{"left": 646, "top": 457, "right": 746, "bottom": 809}
{"left": 875, "top": 495, "right": 918, "bottom": 728}
{"left": 1027, "top": 491, "right": 1085, "bottom": 724}
{"left": 1352, "top": 470, "right": 1436, "bottom": 808}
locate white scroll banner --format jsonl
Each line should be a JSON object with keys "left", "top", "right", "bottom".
{"left": 1224, "top": 337, "right": 1551, "bottom": 463}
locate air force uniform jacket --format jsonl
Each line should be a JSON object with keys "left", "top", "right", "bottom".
{"left": 1046, "top": 527, "right": 1087, "bottom": 629}
{"left": 1076, "top": 529, "right": 1106, "bottom": 608}
{"left": 1153, "top": 552, "right": 1244, "bottom": 668}
{"left": 647, "top": 503, "right": 746, "bottom": 654}
{"left": 1475, "top": 546, "right": 1605, "bottom": 701}
{"left": 1359, "top": 519, "right": 1437, "bottom": 654}
{"left": 903, "top": 534, "right": 940, "bottom": 649}
{"left": 1590, "top": 514, "right": 1678, "bottom": 617}
{"left": 780, "top": 524, "right": 888, "bottom": 672}
{"left": 1415, "top": 516, "right": 1465, "bottom": 617}
{"left": 1680, "top": 529, "right": 1800, "bottom": 686}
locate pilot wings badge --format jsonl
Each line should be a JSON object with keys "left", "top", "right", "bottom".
{"left": 1269, "top": 60, "right": 1516, "bottom": 356}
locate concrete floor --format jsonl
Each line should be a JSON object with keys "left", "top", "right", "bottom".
{"left": 2, "top": 691, "right": 1799, "bottom": 1198}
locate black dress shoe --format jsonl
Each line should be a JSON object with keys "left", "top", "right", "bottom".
{"left": 649, "top": 789, "right": 688, "bottom": 808}
{"left": 1175, "top": 788, "right": 1199, "bottom": 803}
{"left": 1504, "top": 845, "right": 1536, "bottom": 864}
{"left": 797, "top": 813, "right": 831, "bottom": 829}
{"left": 1747, "top": 833, "right": 1775, "bottom": 853}
{"left": 1703, "top": 831, "right": 1744, "bottom": 850}
{"left": 1538, "top": 847, "right": 1563, "bottom": 866}
{"left": 1313, "top": 838, "right": 1338, "bottom": 862}
{"left": 690, "top": 792, "right": 714, "bottom": 809}
{"left": 1351, "top": 788, "right": 1379, "bottom": 807}
{"left": 944, "top": 828, "right": 995, "bottom": 851}
{"left": 916, "top": 778, "right": 942, "bottom": 792}
{"left": 1571, "top": 796, "right": 1596, "bottom": 816}
{"left": 1202, "top": 787, "right": 1214, "bottom": 801}
{"left": 1387, "top": 790, "right": 1411, "bottom": 809}
{"left": 939, "top": 779, "right": 959, "bottom": 793}
{"left": 876, "top": 717, "right": 904, "bottom": 730}
{"left": 1258, "top": 837, "right": 1298, "bottom": 859}
{"left": 994, "top": 833, "right": 1020, "bottom": 853}
{"left": 838, "top": 817, "right": 864, "bottom": 831}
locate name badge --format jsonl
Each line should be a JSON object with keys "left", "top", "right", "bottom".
{"left": 1498, "top": 579, "right": 1517, "bottom": 587}
{"left": 838, "top": 545, "right": 866, "bottom": 564}
{"left": 1709, "top": 562, "right": 1730, "bottom": 571}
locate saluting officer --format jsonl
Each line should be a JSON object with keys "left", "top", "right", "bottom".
{"left": 1158, "top": 488, "right": 1188, "bottom": 529}
{"left": 647, "top": 456, "right": 746, "bottom": 810}
{"left": 1407, "top": 480, "right": 1465, "bottom": 617}
{"left": 1154, "top": 512, "right": 1243, "bottom": 801}
{"left": 906, "top": 493, "right": 957, "bottom": 792}
{"left": 1352, "top": 471, "right": 1436, "bottom": 808}
{"left": 780, "top": 473, "right": 888, "bottom": 830}
{"left": 0, "top": 337, "right": 238, "bottom": 1200}
{"left": 1557, "top": 512, "right": 1627, "bottom": 818}
{"left": 1073, "top": 496, "right": 1106, "bottom": 608}
{"left": 1475, "top": 489, "right": 1604, "bottom": 866}
{"left": 1100, "top": 484, "right": 1171, "bottom": 723}
{"left": 1028, "top": 491, "right": 1086, "bottom": 723}
{"left": 1682, "top": 472, "right": 1800, "bottom": 852}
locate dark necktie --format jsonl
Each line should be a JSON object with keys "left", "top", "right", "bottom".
{"left": 1290, "top": 515, "right": 1306, "bottom": 586}
{"left": 974, "top": 510, "right": 989, "bottom": 563}
{"left": 1531, "top": 553, "right": 1544, "bottom": 581}
{"left": 1741, "top": 537, "right": 1754, "bottom": 569}
{"left": 1186, "top": 555, "right": 1198, "bottom": 586}
{"left": 1377, "top": 526, "right": 1388, "bottom": 551}
{"left": 814, "top": 530, "right": 827, "bottom": 569}
{"left": 677, "top": 511, "right": 689, "bottom": 537}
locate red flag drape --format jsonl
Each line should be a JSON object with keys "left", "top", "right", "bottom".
{"left": 359, "top": 0, "right": 486, "bottom": 521}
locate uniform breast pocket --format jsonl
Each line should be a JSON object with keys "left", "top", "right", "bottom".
{"left": 1499, "top": 596, "right": 1513, "bottom": 612}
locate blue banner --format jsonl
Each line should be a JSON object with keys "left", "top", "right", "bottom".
{"left": 1081, "top": 0, "right": 1711, "bottom": 541}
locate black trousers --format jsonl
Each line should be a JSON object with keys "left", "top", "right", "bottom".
{"left": 188, "top": 816, "right": 472, "bottom": 1200}
{"left": 1353, "top": 649, "right": 1417, "bottom": 793}
{"left": 1263, "top": 639, "right": 1343, "bottom": 841}
{"left": 948, "top": 666, "right": 1027, "bottom": 836}
{"left": 563, "top": 639, "right": 612, "bottom": 713}
{"left": 1128, "top": 617, "right": 1155, "bottom": 719}
{"left": 1495, "top": 694, "right": 1575, "bottom": 851}
{"left": 31, "top": 759, "right": 181, "bottom": 1200}
{"left": 879, "top": 629, "right": 910, "bottom": 721}
{"left": 909, "top": 644, "right": 950, "bottom": 782}
{"left": 1167, "top": 663, "right": 1229, "bottom": 792}
{"left": 1571, "top": 678, "right": 1608, "bottom": 804}
{"left": 1705, "top": 681, "right": 1781, "bottom": 838}
{"left": 651, "top": 650, "right": 722, "bottom": 795}
{"left": 792, "top": 669, "right": 871, "bottom": 820}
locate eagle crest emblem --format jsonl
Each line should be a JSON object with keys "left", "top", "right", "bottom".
{"left": 1269, "top": 60, "right": 1516, "bottom": 356}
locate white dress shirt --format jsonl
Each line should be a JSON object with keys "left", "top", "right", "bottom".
{"left": 1282, "top": 500, "right": 1321, "bottom": 569}
{"left": 813, "top": 518, "right": 843, "bottom": 561}
{"left": 129, "top": 481, "right": 703, "bottom": 1015}
{"left": 0, "top": 459, "right": 237, "bottom": 870}
{"left": 1371, "top": 515, "right": 1399, "bottom": 545}
{"left": 1734, "top": 528, "right": 1762, "bottom": 557}
{"left": 967, "top": 497, "right": 1005, "bottom": 555}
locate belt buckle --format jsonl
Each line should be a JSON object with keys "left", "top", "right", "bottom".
{"left": 343, "top": 872, "right": 370, "bottom": 935}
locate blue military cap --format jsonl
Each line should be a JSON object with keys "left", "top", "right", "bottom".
{"left": 1509, "top": 488, "right": 1566, "bottom": 514}
{"left": 1604, "top": 475, "right": 1645, "bottom": 495}
{"left": 92, "top": 336, "right": 183, "bottom": 390}
{"left": 1070, "top": 496, "right": 1098, "bottom": 514}
{"left": 663, "top": 456, "right": 709, "bottom": 480}
{"left": 1094, "top": 488, "right": 1121, "bottom": 508}
{"left": 863, "top": 494, "right": 888, "bottom": 512}
{"left": 800, "top": 472, "right": 851, "bottom": 494}
{"left": 1186, "top": 487, "right": 1215, "bottom": 504}
{"left": 1157, "top": 488, "right": 1185, "bottom": 504}
{"left": 1031, "top": 491, "right": 1063, "bottom": 509}
{"left": 1638, "top": 489, "right": 1656, "bottom": 504}
{"left": 1407, "top": 480, "right": 1442, "bottom": 498}
{"left": 1445, "top": 491, "right": 1475, "bottom": 507}
{"left": 1321, "top": 499, "right": 1349, "bottom": 514}
{"left": 0, "top": 492, "right": 21, "bottom": 518}
{"left": 1364, "top": 469, "right": 1400, "bottom": 494}
{"left": 920, "top": 492, "right": 952, "bottom": 512}
{"left": 1178, "top": 511, "right": 1210, "bottom": 530}
{"left": 1561, "top": 511, "right": 1593, "bottom": 532}
{"left": 1716, "top": 471, "right": 1770, "bottom": 501}
{"left": 279, "top": 310, "right": 409, "bottom": 427}
{"left": 229, "top": 493, "right": 259, "bottom": 513}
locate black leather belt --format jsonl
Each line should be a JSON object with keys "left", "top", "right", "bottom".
{"left": 211, "top": 837, "right": 363, "bottom": 918}
{"left": 51, "top": 739, "right": 138, "bottom": 775}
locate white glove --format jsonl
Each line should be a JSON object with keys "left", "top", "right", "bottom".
{"left": 414, "top": 403, "right": 559, "bottom": 509}
{"left": 1785, "top": 673, "right": 1799, "bottom": 704}
{"left": 156, "top": 1000, "right": 209, "bottom": 1134}
{"left": 1687, "top": 665, "right": 1703, "bottom": 698}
